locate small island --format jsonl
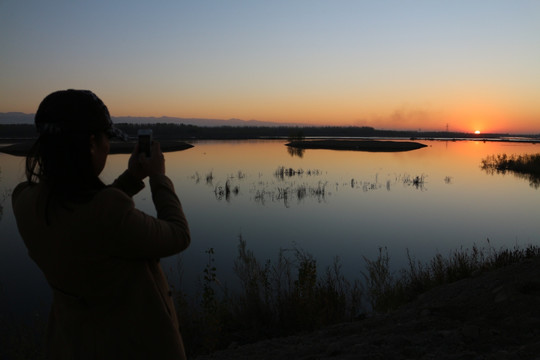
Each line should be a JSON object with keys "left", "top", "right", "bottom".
{"left": 286, "top": 139, "right": 428, "bottom": 152}
{"left": 107, "top": 140, "right": 193, "bottom": 154}
{"left": 0, "top": 140, "right": 193, "bottom": 157}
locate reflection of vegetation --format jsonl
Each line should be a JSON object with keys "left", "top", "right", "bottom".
{"left": 270, "top": 182, "right": 328, "bottom": 208}
{"left": 348, "top": 173, "right": 427, "bottom": 192}
{"left": 285, "top": 129, "right": 306, "bottom": 158}
{"left": 286, "top": 146, "right": 305, "bottom": 158}
{"left": 274, "top": 166, "right": 322, "bottom": 180}
{"left": 402, "top": 174, "right": 427, "bottom": 190}
{"left": 481, "top": 153, "right": 540, "bottom": 189}
{"left": 206, "top": 171, "right": 214, "bottom": 185}
{"left": 191, "top": 168, "right": 430, "bottom": 206}
{"left": 191, "top": 167, "right": 328, "bottom": 206}
{"left": 253, "top": 182, "right": 328, "bottom": 208}
{"left": 214, "top": 180, "right": 239, "bottom": 202}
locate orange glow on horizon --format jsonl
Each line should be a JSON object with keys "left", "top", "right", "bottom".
{"left": 99, "top": 93, "right": 540, "bottom": 134}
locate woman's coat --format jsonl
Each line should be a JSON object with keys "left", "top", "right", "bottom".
{"left": 12, "top": 171, "right": 191, "bottom": 359}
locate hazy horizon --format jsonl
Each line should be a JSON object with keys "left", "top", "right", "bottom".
{"left": 2, "top": 112, "right": 539, "bottom": 135}
{"left": 1, "top": 1, "right": 539, "bottom": 134}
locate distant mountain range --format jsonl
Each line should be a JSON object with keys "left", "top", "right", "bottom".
{"left": 0, "top": 112, "right": 34, "bottom": 124}
{"left": 0, "top": 112, "right": 307, "bottom": 127}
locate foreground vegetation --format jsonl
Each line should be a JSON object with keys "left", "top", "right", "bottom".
{"left": 175, "top": 238, "right": 540, "bottom": 357}
{"left": 2, "top": 238, "right": 540, "bottom": 359}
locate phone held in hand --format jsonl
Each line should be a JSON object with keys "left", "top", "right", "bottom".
{"left": 137, "top": 129, "right": 152, "bottom": 157}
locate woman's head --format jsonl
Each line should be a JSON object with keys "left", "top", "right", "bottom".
{"left": 27, "top": 89, "right": 123, "bottom": 201}
{"left": 35, "top": 89, "right": 113, "bottom": 137}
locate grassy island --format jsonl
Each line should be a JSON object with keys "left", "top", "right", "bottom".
{"left": 286, "top": 139, "right": 428, "bottom": 152}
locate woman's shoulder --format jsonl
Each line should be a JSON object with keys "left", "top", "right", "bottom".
{"left": 12, "top": 181, "right": 41, "bottom": 204}
{"left": 13, "top": 180, "right": 34, "bottom": 194}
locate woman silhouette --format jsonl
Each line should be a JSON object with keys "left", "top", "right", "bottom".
{"left": 12, "top": 89, "right": 191, "bottom": 359}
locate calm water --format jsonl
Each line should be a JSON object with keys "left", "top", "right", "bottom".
{"left": 1, "top": 139, "right": 539, "bottom": 318}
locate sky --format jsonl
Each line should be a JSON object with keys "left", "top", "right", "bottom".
{"left": 1, "top": 0, "right": 539, "bottom": 133}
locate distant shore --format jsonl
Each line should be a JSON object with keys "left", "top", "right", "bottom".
{"left": 286, "top": 139, "right": 428, "bottom": 152}
{"left": 2, "top": 136, "right": 539, "bottom": 157}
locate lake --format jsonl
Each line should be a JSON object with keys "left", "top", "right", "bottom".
{"left": 1, "top": 139, "right": 539, "bottom": 319}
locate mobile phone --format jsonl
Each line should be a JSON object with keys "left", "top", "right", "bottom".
{"left": 137, "top": 129, "right": 152, "bottom": 157}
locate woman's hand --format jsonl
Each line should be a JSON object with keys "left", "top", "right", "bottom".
{"left": 128, "top": 142, "right": 165, "bottom": 180}
{"left": 141, "top": 142, "right": 165, "bottom": 177}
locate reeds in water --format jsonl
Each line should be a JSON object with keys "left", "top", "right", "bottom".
{"left": 481, "top": 153, "right": 540, "bottom": 188}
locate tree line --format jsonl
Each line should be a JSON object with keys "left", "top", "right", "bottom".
{"left": 0, "top": 123, "right": 509, "bottom": 140}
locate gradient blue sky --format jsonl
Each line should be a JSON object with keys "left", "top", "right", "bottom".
{"left": 1, "top": 0, "right": 539, "bottom": 133}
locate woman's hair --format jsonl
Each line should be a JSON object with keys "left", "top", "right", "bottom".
{"left": 26, "top": 89, "right": 113, "bottom": 203}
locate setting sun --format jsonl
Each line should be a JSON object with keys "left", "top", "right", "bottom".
{"left": 474, "top": 130, "right": 481, "bottom": 135}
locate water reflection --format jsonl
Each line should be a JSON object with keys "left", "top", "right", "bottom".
{"left": 254, "top": 181, "right": 328, "bottom": 208}
{"left": 287, "top": 146, "right": 305, "bottom": 158}
{"left": 214, "top": 181, "right": 240, "bottom": 202}
{"left": 190, "top": 164, "right": 431, "bottom": 207}
{"left": 2, "top": 140, "right": 540, "bottom": 321}
{"left": 274, "top": 166, "right": 322, "bottom": 180}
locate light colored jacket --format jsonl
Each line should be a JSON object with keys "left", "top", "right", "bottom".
{"left": 12, "top": 171, "right": 191, "bottom": 359}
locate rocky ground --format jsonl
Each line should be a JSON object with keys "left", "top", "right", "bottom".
{"left": 195, "top": 256, "right": 540, "bottom": 360}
